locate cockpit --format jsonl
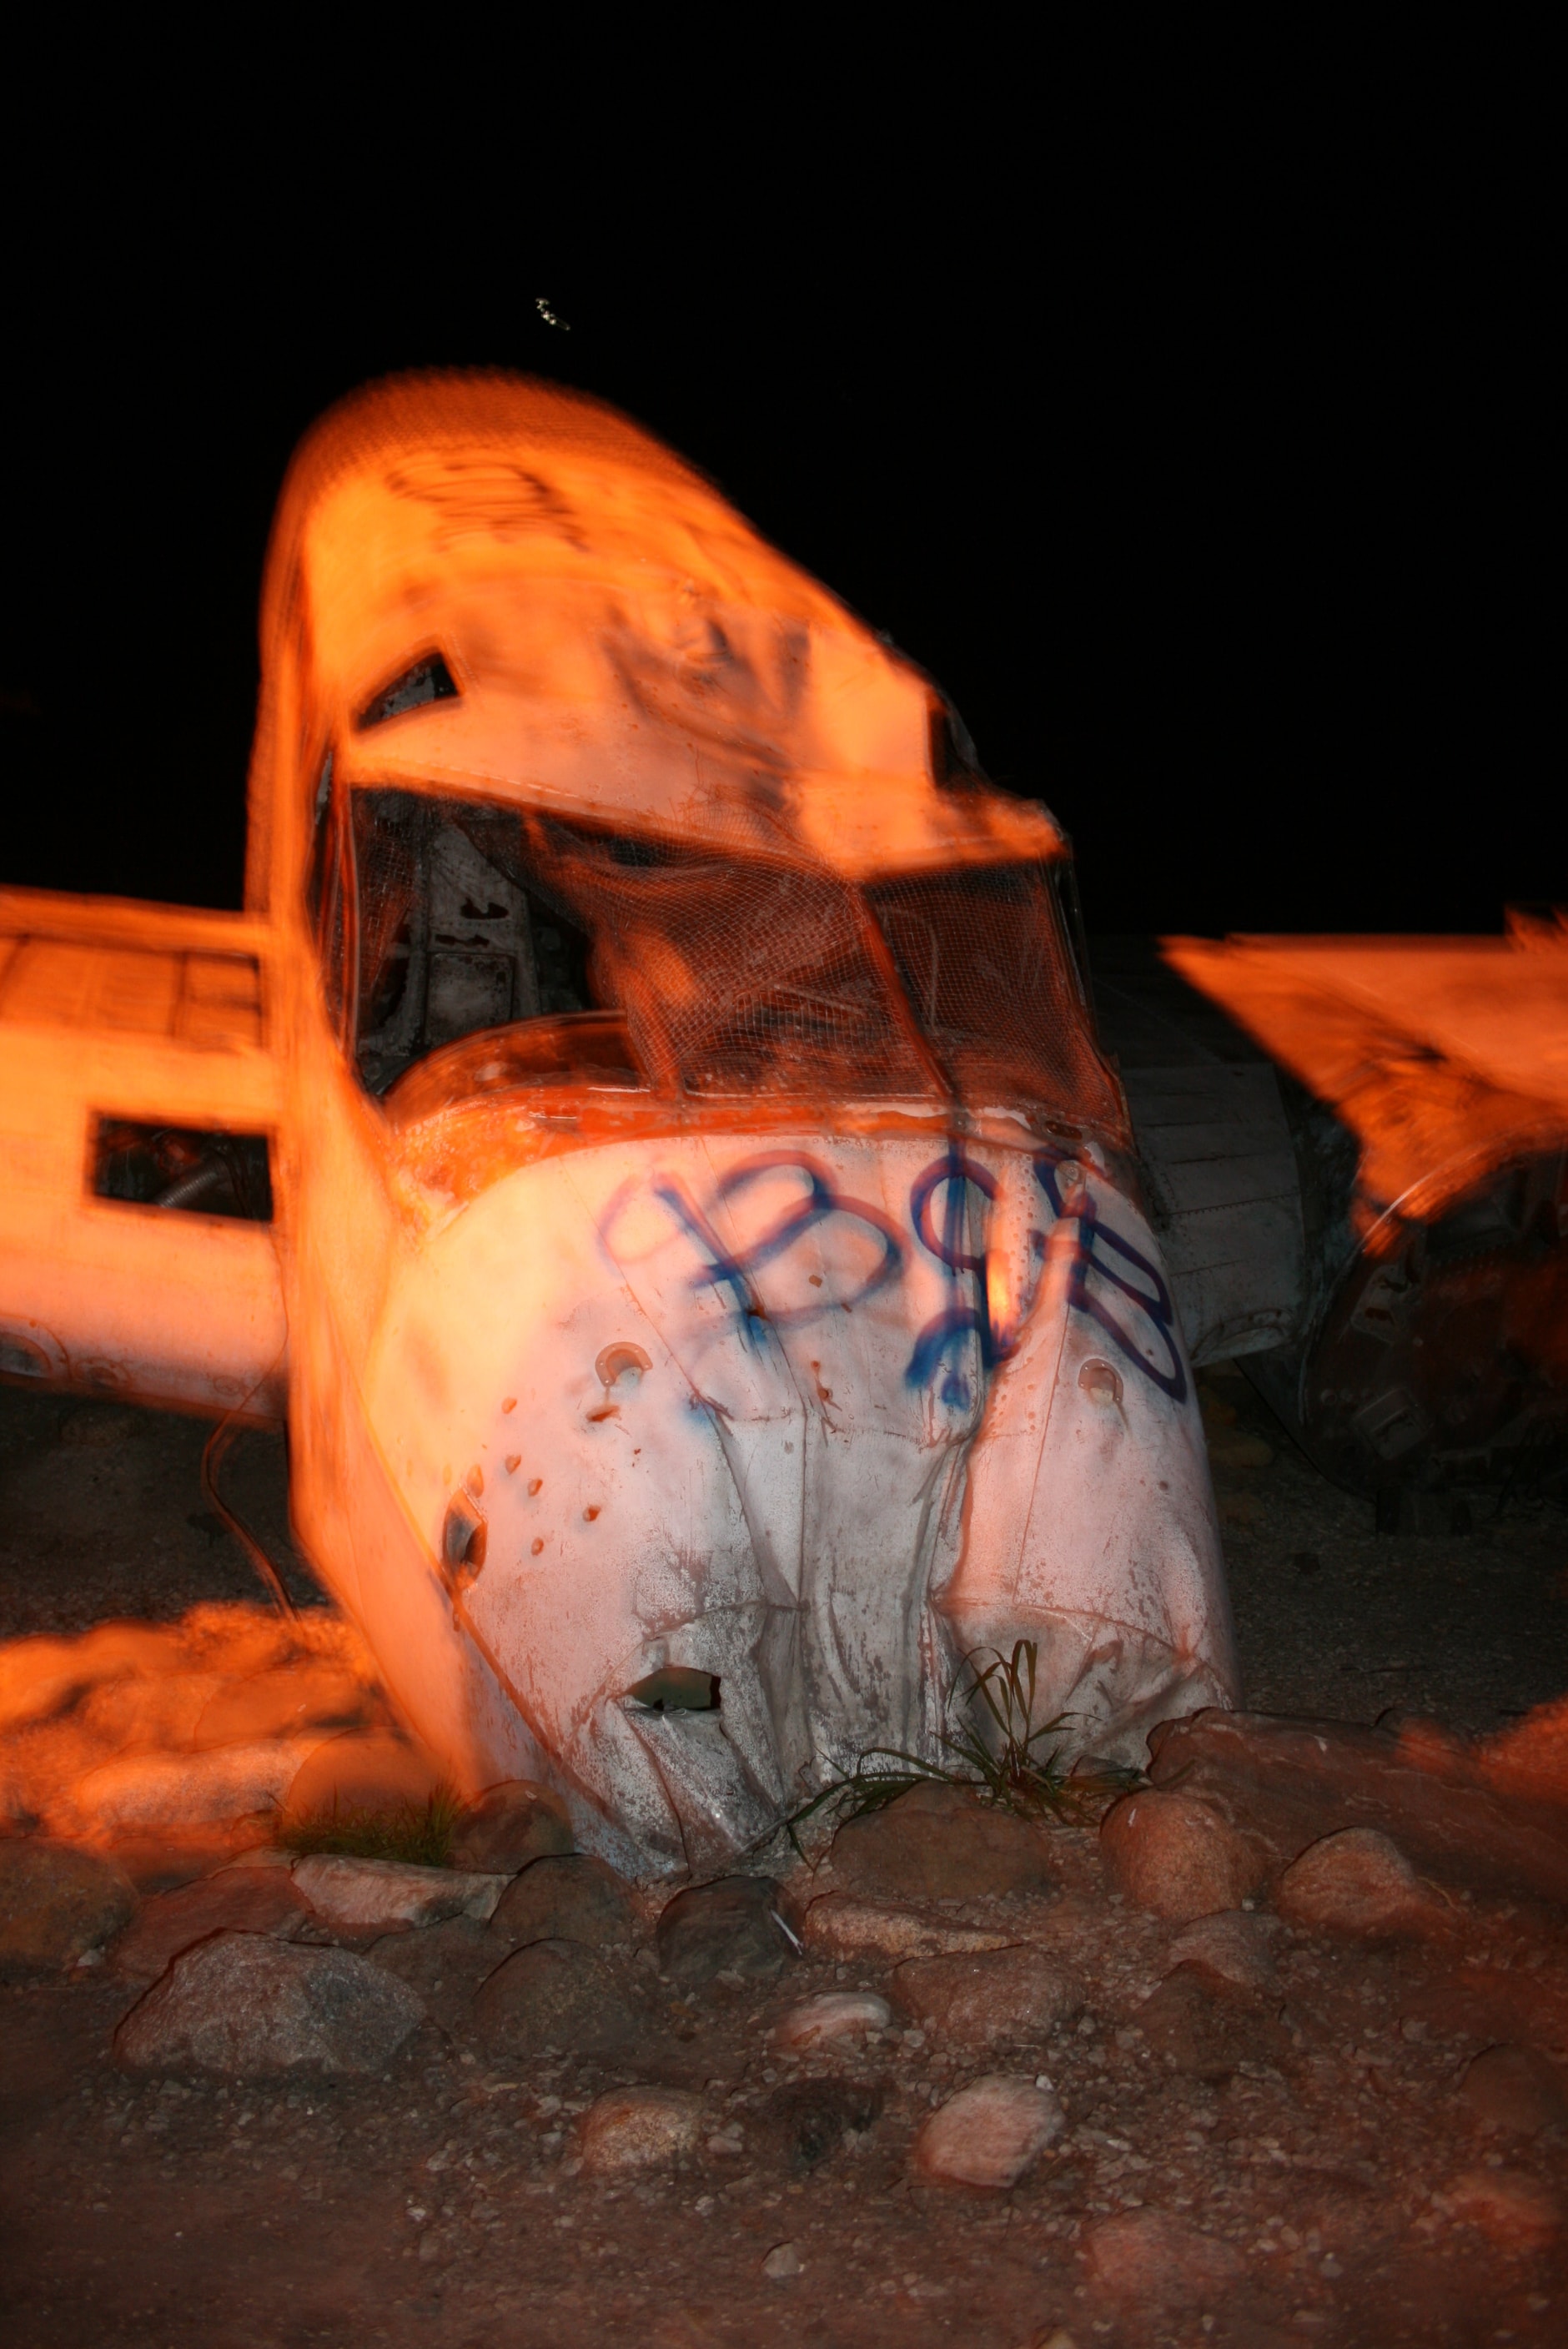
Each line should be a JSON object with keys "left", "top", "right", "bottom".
{"left": 310, "top": 771, "right": 1118, "bottom": 1134}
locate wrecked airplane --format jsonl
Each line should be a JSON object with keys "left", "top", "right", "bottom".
{"left": 0, "top": 373, "right": 1237, "bottom": 1871}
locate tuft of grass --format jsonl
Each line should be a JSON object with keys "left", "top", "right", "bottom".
{"left": 785, "top": 1638, "right": 1142, "bottom": 1852}
{"left": 274, "top": 1786, "right": 466, "bottom": 1868}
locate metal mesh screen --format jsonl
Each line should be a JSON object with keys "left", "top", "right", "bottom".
{"left": 868, "top": 864, "right": 1120, "bottom": 1125}
{"left": 318, "top": 785, "right": 1113, "bottom": 1126}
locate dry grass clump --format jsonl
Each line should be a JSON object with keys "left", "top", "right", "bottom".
{"left": 273, "top": 1786, "right": 466, "bottom": 1869}
{"left": 787, "top": 1639, "right": 1141, "bottom": 1849}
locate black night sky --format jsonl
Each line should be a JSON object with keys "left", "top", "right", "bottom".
{"left": 0, "top": 160, "right": 1553, "bottom": 940}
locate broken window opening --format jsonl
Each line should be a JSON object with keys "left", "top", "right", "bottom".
{"left": 315, "top": 783, "right": 1115, "bottom": 1131}
{"left": 354, "top": 651, "right": 460, "bottom": 731}
{"left": 92, "top": 1120, "right": 274, "bottom": 1221}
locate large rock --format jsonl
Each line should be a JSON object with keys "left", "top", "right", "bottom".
{"left": 1083, "top": 2209, "right": 1244, "bottom": 2305}
{"left": 890, "top": 1946, "right": 1077, "bottom": 2048}
{"left": 1460, "top": 2045, "right": 1568, "bottom": 2137}
{"left": 656, "top": 1875, "right": 792, "bottom": 1986}
{"left": 1276, "top": 1827, "right": 1440, "bottom": 1939}
{"left": 1099, "top": 1789, "right": 1264, "bottom": 1922}
{"left": 1444, "top": 2168, "right": 1561, "bottom": 2250}
{"left": 283, "top": 1730, "right": 441, "bottom": 1817}
{"left": 830, "top": 1783, "right": 1053, "bottom": 1900}
{"left": 575, "top": 2087, "right": 703, "bottom": 2174}
{"left": 912, "top": 2075, "right": 1063, "bottom": 2188}
{"left": 1145, "top": 1708, "right": 1568, "bottom": 1908}
{"left": 367, "top": 1915, "right": 500, "bottom": 2031}
{"left": 0, "top": 1622, "right": 188, "bottom": 1737}
{"left": 114, "top": 1929, "right": 425, "bottom": 2075}
{"left": 0, "top": 1837, "right": 137, "bottom": 1978}
{"left": 192, "top": 1664, "right": 371, "bottom": 1748}
{"left": 800, "top": 1894, "right": 1010, "bottom": 1964}
{"left": 79, "top": 1672, "right": 224, "bottom": 1750}
{"left": 450, "top": 1780, "right": 573, "bottom": 1874}
{"left": 1134, "top": 1967, "right": 1275, "bottom": 2080}
{"left": 291, "top": 1854, "right": 506, "bottom": 1932}
{"left": 68, "top": 1740, "right": 324, "bottom": 1830}
{"left": 470, "top": 1935, "right": 638, "bottom": 2055}
{"left": 490, "top": 1854, "right": 637, "bottom": 1951}
{"left": 95, "top": 1832, "right": 244, "bottom": 1895}
{"left": 112, "top": 1864, "right": 310, "bottom": 1982}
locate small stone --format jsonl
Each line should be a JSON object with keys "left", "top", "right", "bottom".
{"left": 68, "top": 1740, "right": 324, "bottom": 1831}
{"left": 761, "top": 2240, "right": 804, "bottom": 2280}
{"left": 890, "top": 1946, "right": 1078, "bottom": 2047}
{"left": 1164, "top": 1909, "right": 1279, "bottom": 1999}
{"left": 449, "top": 1780, "right": 573, "bottom": 1873}
{"left": 800, "top": 1894, "right": 1011, "bottom": 1964}
{"left": 490, "top": 1854, "right": 636, "bottom": 1950}
{"left": 774, "top": 1990, "right": 892, "bottom": 2050}
{"left": 0, "top": 1837, "right": 138, "bottom": 1978}
{"left": 764, "top": 2078, "right": 882, "bottom": 2170}
{"left": 1137, "top": 1969, "right": 1269, "bottom": 2080}
{"left": 1083, "top": 2207, "right": 1244, "bottom": 2305}
{"left": 283, "top": 1730, "right": 442, "bottom": 1817}
{"left": 575, "top": 2086, "right": 702, "bottom": 2174}
{"left": 470, "top": 1936, "right": 638, "bottom": 2055}
{"left": 831, "top": 1783, "right": 1054, "bottom": 1900}
{"left": 192, "top": 1664, "right": 371, "bottom": 1748}
{"left": 1100, "top": 1790, "right": 1264, "bottom": 1923}
{"left": 1445, "top": 2167, "right": 1562, "bottom": 2250}
{"left": 912, "top": 2073, "right": 1063, "bottom": 2188}
{"left": 1276, "top": 1828, "right": 1439, "bottom": 1939}
{"left": 112, "top": 1865, "right": 310, "bottom": 1981}
{"left": 113, "top": 1929, "right": 424, "bottom": 2075}
{"left": 1461, "top": 2045, "right": 1568, "bottom": 2137}
{"left": 656, "top": 1875, "right": 793, "bottom": 1987}
{"left": 291, "top": 1854, "right": 507, "bottom": 1932}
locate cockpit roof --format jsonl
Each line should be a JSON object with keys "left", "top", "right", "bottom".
{"left": 258, "top": 371, "right": 1063, "bottom": 882}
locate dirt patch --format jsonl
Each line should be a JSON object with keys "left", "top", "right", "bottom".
{"left": 3, "top": 1376, "right": 1567, "bottom": 2345}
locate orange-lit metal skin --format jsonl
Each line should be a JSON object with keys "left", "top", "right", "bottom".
{"left": 0, "top": 375, "right": 1237, "bottom": 1870}
{"left": 1164, "top": 928, "right": 1568, "bottom": 1502}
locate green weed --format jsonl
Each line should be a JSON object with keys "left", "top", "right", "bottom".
{"left": 784, "top": 1638, "right": 1141, "bottom": 1851}
{"left": 274, "top": 1786, "right": 466, "bottom": 1869}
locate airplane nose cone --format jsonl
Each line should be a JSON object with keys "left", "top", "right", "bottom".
{"left": 359, "top": 1129, "right": 1232, "bottom": 1871}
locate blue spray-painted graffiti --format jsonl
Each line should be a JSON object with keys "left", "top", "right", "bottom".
{"left": 1033, "top": 1150, "right": 1186, "bottom": 1402}
{"left": 902, "top": 1144, "right": 1185, "bottom": 1404}
{"left": 906, "top": 1145, "right": 1013, "bottom": 1406}
{"left": 605, "top": 1143, "right": 1184, "bottom": 1404}
{"left": 646, "top": 1152, "right": 905, "bottom": 1351}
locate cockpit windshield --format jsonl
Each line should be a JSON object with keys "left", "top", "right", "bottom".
{"left": 311, "top": 784, "right": 1118, "bottom": 1129}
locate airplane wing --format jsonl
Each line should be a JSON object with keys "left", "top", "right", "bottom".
{"left": 1163, "top": 925, "right": 1568, "bottom": 1225}
{"left": 1158, "top": 923, "right": 1568, "bottom": 1503}
{"left": 0, "top": 885, "right": 287, "bottom": 1419}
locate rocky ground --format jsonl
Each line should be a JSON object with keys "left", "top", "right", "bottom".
{"left": 2, "top": 1371, "right": 1567, "bottom": 2349}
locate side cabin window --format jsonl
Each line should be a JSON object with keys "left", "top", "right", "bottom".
{"left": 310, "top": 779, "right": 1117, "bottom": 1134}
